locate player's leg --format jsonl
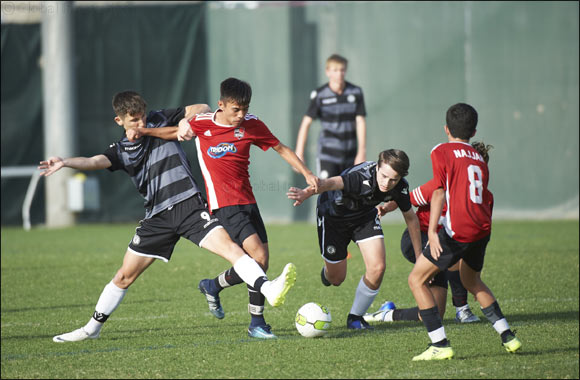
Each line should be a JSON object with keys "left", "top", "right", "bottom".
{"left": 197, "top": 205, "right": 268, "bottom": 321}
{"left": 365, "top": 282, "right": 446, "bottom": 323}
{"left": 178, "top": 197, "right": 295, "bottom": 310}
{"left": 54, "top": 213, "right": 179, "bottom": 343}
{"left": 459, "top": 241, "right": 521, "bottom": 353}
{"left": 199, "top": 227, "right": 295, "bottom": 308}
{"left": 346, "top": 212, "right": 385, "bottom": 329}
{"left": 53, "top": 251, "right": 155, "bottom": 342}
{"left": 346, "top": 237, "right": 385, "bottom": 329}
{"left": 408, "top": 229, "right": 460, "bottom": 360}
{"left": 448, "top": 261, "right": 480, "bottom": 323}
{"left": 408, "top": 255, "right": 454, "bottom": 360}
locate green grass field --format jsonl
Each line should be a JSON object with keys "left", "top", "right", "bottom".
{"left": 1, "top": 220, "right": 578, "bottom": 379}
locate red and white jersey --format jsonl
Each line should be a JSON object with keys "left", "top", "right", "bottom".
{"left": 409, "top": 179, "right": 446, "bottom": 233}
{"left": 430, "top": 141, "right": 493, "bottom": 242}
{"left": 189, "top": 111, "right": 280, "bottom": 211}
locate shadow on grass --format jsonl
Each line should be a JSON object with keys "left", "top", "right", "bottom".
{"left": 1, "top": 298, "right": 174, "bottom": 313}
{"left": 1, "top": 321, "right": 251, "bottom": 342}
{"left": 457, "top": 345, "right": 579, "bottom": 359}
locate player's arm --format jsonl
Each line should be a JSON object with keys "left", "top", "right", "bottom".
{"left": 354, "top": 115, "right": 367, "bottom": 165}
{"left": 184, "top": 103, "right": 211, "bottom": 120}
{"left": 294, "top": 115, "right": 313, "bottom": 162}
{"left": 128, "top": 126, "right": 180, "bottom": 141}
{"left": 127, "top": 105, "right": 208, "bottom": 142}
{"left": 402, "top": 208, "right": 423, "bottom": 260}
{"left": 287, "top": 176, "right": 343, "bottom": 207}
{"left": 272, "top": 142, "right": 319, "bottom": 192}
{"left": 428, "top": 188, "right": 445, "bottom": 260}
{"left": 38, "top": 155, "right": 111, "bottom": 176}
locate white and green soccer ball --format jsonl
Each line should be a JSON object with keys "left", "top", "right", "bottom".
{"left": 295, "top": 302, "right": 332, "bottom": 338}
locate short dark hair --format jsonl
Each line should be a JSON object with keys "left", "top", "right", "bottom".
{"left": 112, "top": 91, "right": 147, "bottom": 117}
{"left": 471, "top": 141, "right": 493, "bottom": 164}
{"left": 377, "top": 149, "right": 409, "bottom": 177}
{"left": 446, "top": 103, "right": 478, "bottom": 140}
{"left": 220, "top": 77, "right": 252, "bottom": 106}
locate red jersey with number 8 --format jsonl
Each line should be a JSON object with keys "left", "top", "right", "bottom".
{"left": 430, "top": 141, "right": 493, "bottom": 242}
{"left": 188, "top": 111, "right": 280, "bottom": 211}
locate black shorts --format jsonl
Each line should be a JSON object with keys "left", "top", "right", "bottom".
{"left": 317, "top": 159, "right": 354, "bottom": 179}
{"left": 401, "top": 228, "right": 447, "bottom": 288}
{"left": 213, "top": 203, "right": 267, "bottom": 246}
{"left": 317, "top": 209, "right": 383, "bottom": 263}
{"left": 422, "top": 228, "right": 490, "bottom": 273}
{"left": 128, "top": 194, "right": 222, "bottom": 262}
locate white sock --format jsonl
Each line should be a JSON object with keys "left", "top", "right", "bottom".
{"left": 456, "top": 304, "right": 469, "bottom": 312}
{"left": 428, "top": 326, "right": 447, "bottom": 343}
{"left": 84, "top": 280, "right": 127, "bottom": 335}
{"left": 492, "top": 318, "right": 510, "bottom": 335}
{"left": 349, "top": 276, "right": 379, "bottom": 316}
{"left": 233, "top": 255, "right": 267, "bottom": 288}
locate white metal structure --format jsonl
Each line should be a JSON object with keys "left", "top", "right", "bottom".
{"left": 1, "top": 166, "right": 42, "bottom": 230}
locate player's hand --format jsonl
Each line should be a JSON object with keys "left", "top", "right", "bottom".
{"left": 177, "top": 118, "right": 194, "bottom": 141}
{"left": 376, "top": 201, "right": 398, "bottom": 217}
{"left": 126, "top": 127, "right": 143, "bottom": 142}
{"left": 287, "top": 186, "right": 310, "bottom": 207}
{"left": 38, "top": 156, "right": 64, "bottom": 177}
{"left": 428, "top": 230, "right": 443, "bottom": 260}
{"left": 305, "top": 173, "right": 320, "bottom": 193}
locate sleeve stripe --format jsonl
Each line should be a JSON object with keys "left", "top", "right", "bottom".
{"left": 412, "top": 187, "right": 428, "bottom": 206}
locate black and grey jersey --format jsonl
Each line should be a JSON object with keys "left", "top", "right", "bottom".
{"left": 317, "top": 161, "right": 411, "bottom": 219}
{"left": 305, "top": 81, "right": 366, "bottom": 165}
{"left": 103, "top": 108, "right": 201, "bottom": 219}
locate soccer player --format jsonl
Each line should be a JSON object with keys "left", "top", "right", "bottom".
{"left": 295, "top": 54, "right": 367, "bottom": 179}
{"left": 156, "top": 77, "right": 318, "bottom": 339}
{"left": 365, "top": 141, "right": 494, "bottom": 325}
{"left": 407, "top": 103, "right": 521, "bottom": 360}
{"left": 40, "top": 91, "right": 297, "bottom": 343}
{"left": 287, "top": 149, "right": 423, "bottom": 329}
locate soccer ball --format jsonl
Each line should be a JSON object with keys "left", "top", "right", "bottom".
{"left": 295, "top": 302, "right": 332, "bottom": 338}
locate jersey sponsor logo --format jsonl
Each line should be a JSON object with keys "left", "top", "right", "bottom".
{"left": 347, "top": 94, "right": 356, "bottom": 103}
{"left": 204, "top": 130, "right": 212, "bottom": 136}
{"left": 401, "top": 187, "right": 408, "bottom": 195}
{"left": 207, "top": 142, "right": 237, "bottom": 158}
{"left": 362, "top": 180, "right": 371, "bottom": 187}
{"left": 234, "top": 127, "right": 245, "bottom": 140}
{"left": 322, "top": 97, "right": 337, "bottom": 105}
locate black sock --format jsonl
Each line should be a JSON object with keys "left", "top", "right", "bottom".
{"left": 418, "top": 306, "right": 442, "bottom": 337}
{"left": 248, "top": 284, "right": 266, "bottom": 327}
{"left": 393, "top": 307, "right": 420, "bottom": 321}
{"left": 500, "top": 329, "right": 515, "bottom": 343}
{"left": 481, "top": 301, "right": 505, "bottom": 324}
{"left": 447, "top": 270, "right": 468, "bottom": 307}
{"left": 214, "top": 267, "right": 244, "bottom": 291}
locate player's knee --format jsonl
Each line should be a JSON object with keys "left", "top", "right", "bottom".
{"left": 408, "top": 272, "right": 421, "bottom": 291}
{"left": 113, "top": 270, "right": 134, "bottom": 289}
{"left": 370, "top": 262, "right": 386, "bottom": 278}
{"left": 253, "top": 254, "right": 269, "bottom": 272}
